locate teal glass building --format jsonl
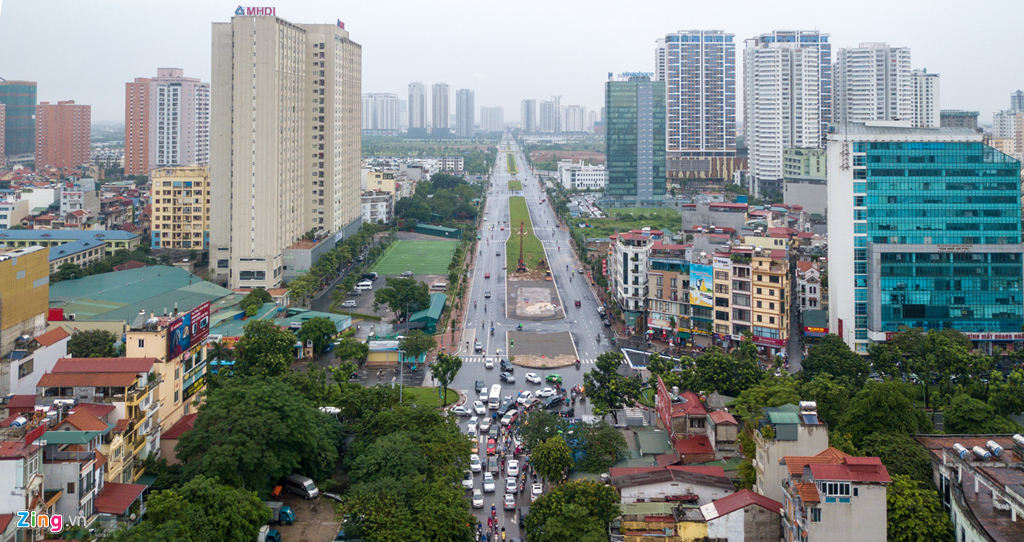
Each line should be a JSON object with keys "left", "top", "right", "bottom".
{"left": 604, "top": 77, "right": 665, "bottom": 201}
{"left": 0, "top": 81, "right": 37, "bottom": 156}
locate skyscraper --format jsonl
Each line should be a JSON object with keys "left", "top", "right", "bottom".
{"left": 1011, "top": 90, "right": 1024, "bottom": 112}
{"left": 0, "top": 105, "right": 5, "bottom": 164}
{"left": 520, "top": 99, "right": 536, "bottom": 133}
{"left": 587, "top": 110, "right": 597, "bottom": 132}
{"left": 833, "top": 43, "right": 911, "bottom": 125}
{"left": 910, "top": 69, "right": 940, "bottom": 128}
{"left": 210, "top": 12, "right": 362, "bottom": 290}
{"left": 654, "top": 38, "right": 667, "bottom": 82}
{"left": 827, "top": 122, "right": 1022, "bottom": 353}
{"left": 432, "top": 83, "right": 449, "bottom": 136}
{"left": 743, "top": 31, "right": 830, "bottom": 196}
{"left": 660, "top": 30, "right": 737, "bottom": 182}
{"left": 539, "top": 100, "right": 556, "bottom": 132}
{"left": 561, "top": 106, "right": 586, "bottom": 133}
{"left": 605, "top": 76, "right": 666, "bottom": 201}
{"left": 551, "top": 95, "right": 563, "bottom": 133}
{"left": 0, "top": 80, "right": 37, "bottom": 157}
{"left": 480, "top": 106, "right": 504, "bottom": 133}
{"left": 124, "top": 68, "right": 210, "bottom": 176}
{"left": 408, "top": 82, "right": 427, "bottom": 132}
{"left": 361, "top": 93, "right": 400, "bottom": 132}
{"left": 455, "top": 89, "right": 475, "bottom": 138}
{"left": 35, "top": 101, "right": 90, "bottom": 169}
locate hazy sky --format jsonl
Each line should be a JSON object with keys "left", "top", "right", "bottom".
{"left": 1, "top": 0, "right": 1021, "bottom": 125}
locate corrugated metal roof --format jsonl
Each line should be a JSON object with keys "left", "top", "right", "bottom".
{"left": 765, "top": 404, "right": 801, "bottom": 425}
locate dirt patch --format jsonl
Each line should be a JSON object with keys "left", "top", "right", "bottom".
{"left": 274, "top": 492, "right": 342, "bottom": 542}
{"left": 509, "top": 331, "right": 577, "bottom": 368}
{"left": 507, "top": 279, "right": 564, "bottom": 321}
{"left": 530, "top": 150, "right": 605, "bottom": 165}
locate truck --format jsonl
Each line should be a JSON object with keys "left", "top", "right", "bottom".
{"left": 264, "top": 501, "right": 295, "bottom": 525}
{"left": 257, "top": 525, "right": 282, "bottom": 542}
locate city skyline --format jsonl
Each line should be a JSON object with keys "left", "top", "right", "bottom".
{"left": 1, "top": 0, "right": 1020, "bottom": 124}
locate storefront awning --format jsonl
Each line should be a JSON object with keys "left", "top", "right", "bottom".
{"left": 676, "top": 331, "right": 690, "bottom": 339}
{"left": 624, "top": 312, "right": 640, "bottom": 327}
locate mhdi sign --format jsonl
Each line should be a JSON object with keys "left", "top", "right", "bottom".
{"left": 235, "top": 6, "right": 276, "bottom": 16}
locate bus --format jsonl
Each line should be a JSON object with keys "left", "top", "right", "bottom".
{"left": 488, "top": 384, "right": 502, "bottom": 410}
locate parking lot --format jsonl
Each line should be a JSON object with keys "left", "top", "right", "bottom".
{"left": 272, "top": 490, "right": 342, "bottom": 542}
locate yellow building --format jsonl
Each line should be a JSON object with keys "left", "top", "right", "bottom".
{"left": 151, "top": 166, "right": 211, "bottom": 250}
{"left": 711, "top": 253, "right": 732, "bottom": 345}
{"left": 364, "top": 170, "right": 397, "bottom": 194}
{"left": 125, "top": 302, "right": 210, "bottom": 433}
{"left": 0, "top": 246, "right": 49, "bottom": 355}
{"left": 742, "top": 235, "right": 789, "bottom": 251}
{"left": 750, "top": 248, "right": 790, "bottom": 356}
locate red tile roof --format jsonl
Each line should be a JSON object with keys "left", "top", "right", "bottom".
{"left": 796, "top": 483, "right": 820, "bottom": 503}
{"left": 0, "top": 441, "right": 38, "bottom": 459}
{"left": 709, "top": 410, "right": 737, "bottom": 425}
{"left": 56, "top": 409, "right": 109, "bottom": 432}
{"left": 37, "top": 372, "right": 140, "bottom": 388}
{"left": 53, "top": 358, "right": 155, "bottom": 373}
{"left": 69, "top": 403, "right": 116, "bottom": 420}
{"left": 810, "top": 456, "right": 892, "bottom": 484}
{"left": 672, "top": 465, "right": 728, "bottom": 478}
{"left": 94, "top": 483, "right": 147, "bottom": 515}
{"left": 113, "top": 260, "right": 149, "bottom": 272}
{"left": 709, "top": 202, "right": 748, "bottom": 209}
{"left": 796, "top": 261, "right": 818, "bottom": 273}
{"left": 784, "top": 447, "right": 851, "bottom": 476}
{"left": 94, "top": 450, "right": 107, "bottom": 470}
{"left": 6, "top": 394, "right": 36, "bottom": 409}
{"left": 112, "top": 419, "right": 131, "bottom": 433}
{"left": 608, "top": 465, "right": 728, "bottom": 479}
{"left": 0, "top": 514, "right": 12, "bottom": 532}
{"left": 702, "top": 489, "right": 782, "bottom": 520}
{"left": 670, "top": 391, "right": 707, "bottom": 417}
{"left": 162, "top": 413, "right": 197, "bottom": 439}
{"left": 673, "top": 435, "right": 714, "bottom": 456}
{"left": 33, "top": 327, "right": 70, "bottom": 347}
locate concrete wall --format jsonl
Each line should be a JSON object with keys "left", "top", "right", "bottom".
{"left": 744, "top": 505, "right": 782, "bottom": 541}
{"left": 681, "top": 204, "right": 746, "bottom": 232}
{"left": 784, "top": 181, "right": 827, "bottom": 216}
{"left": 707, "top": 509, "right": 745, "bottom": 540}
{"left": 0, "top": 246, "right": 49, "bottom": 356}
{"left": 755, "top": 423, "right": 829, "bottom": 504}
{"left": 619, "top": 480, "right": 734, "bottom": 506}
{"left": 807, "top": 483, "right": 887, "bottom": 542}
{"left": 0, "top": 335, "right": 68, "bottom": 396}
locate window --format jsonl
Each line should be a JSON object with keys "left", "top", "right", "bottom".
{"left": 17, "top": 359, "right": 33, "bottom": 379}
{"left": 810, "top": 508, "right": 821, "bottom": 523}
{"left": 138, "top": 339, "right": 145, "bottom": 349}
{"left": 67, "top": 482, "right": 76, "bottom": 494}
{"left": 756, "top": 288, "right": 762, "bottom": 295}
{"left": 174, "top": 390, "right": 180, "bottom": 403}
{"left": 822, "top": 482, "right": 851, "bottom": 496}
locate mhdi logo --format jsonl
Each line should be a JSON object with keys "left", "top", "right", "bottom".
{"left": 235, "top": 6, "right": 276, "bottom": 16}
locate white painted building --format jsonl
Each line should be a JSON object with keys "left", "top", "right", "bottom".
{"left": 562, "top": 105, "right": 586, "bottom": 133}
{"left": 0, "top": 327, "right": 69, "bottom": 397}
{"left": 480, "top": 106, "right": 504, "bottom": 133}
{"left": 701, "top": 489, "right": 783, "bottom": 541}
{"left": 611, "top": 468, "right": 736, "bottom": 506}
{"left": 832, "top": 43, "right": 912, "bottom": 125}
{"left": 910, "top": 68, "right": 940, "bottom": 128}
{"left": 795, "top": 261, "right": 822, "bottom": 311}
{"left": 361, "top": 191, "right": 393, "bottom": 225}
{"left": 408, "top": 82, "right": 427, "bottom": 130}
{"left": 361, "top": 93, "right": 400, "bottom": 131}
{"left": 610, "top": 229, "right": 661, "bottom": 315}
{"left": 557, "top": 160, "right": 606, "bottom": 191}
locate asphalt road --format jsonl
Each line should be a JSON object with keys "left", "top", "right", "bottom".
{"left": 451, "top": 137, "right": 614, "bottom": 533}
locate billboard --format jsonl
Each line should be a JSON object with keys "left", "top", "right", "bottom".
{"left": 168, "top": 301, "right": 211, "bottom": 360}
{"left": 689, "top": 264, "right": 713, "bottom": 308}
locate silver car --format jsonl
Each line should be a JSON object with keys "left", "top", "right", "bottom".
{"left": 483, "top": 472, "right": 496, "bottom": 493}
{"left": 505, "top": 477, "right": 518, "bottom": 493}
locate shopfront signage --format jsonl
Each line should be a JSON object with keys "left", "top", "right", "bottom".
{"left": 804, "top": 327, "right": 828, "bottom": 334}
{"left": 886, "top": 331, "right": 1024, "bottom": 342}
{"left": 235, "top": 6, "right": 276, "bottom": 16}
{"left": 752, "top": 335, "right": 786, "bottom": 348}
{"left": 936, "top": 245, "right": 970, "bottom": 253}
{"left": 182, "top": 374, "right": 206, "bottom": 401}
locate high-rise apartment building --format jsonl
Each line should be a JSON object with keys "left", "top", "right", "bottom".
{"left": 408, "top": 82, "right": 427, "bottom": 131}
{"left": 587, "top": 110, "right": 597, "bottom": 132}
{"left": 910, "top": 69, "right": 940, "bottom": 128}
{"left": 0, "top": 81, "right": 37, "bottom": 158}
{"left": 521, "top": 99, "right": 537, "bottom": 133}
{"left": 551, "top": 95, "right": 563, "bottom": 133}
{"left": 539, "top": 100, "right": 556, "bottom": 132}
{"left": 940, "top": 110, "right": 978, "bottom": 130}
{"left": 605, "top": 76, "right": 666, "bottom": 200}
{"left": 431, "top": 83, "right": 449, "bottom": 136}
{"left": 1011, "top": 90, "right": 1024, "bottom": 112}
{"left": 35, "top": 100, "right": 91, "bottom": 169}
{"left": 832, "top": 43, "right": 911, "bottom": 125}
{"left": 562, "top": 105, "right": 586, "bottom": 133}
{"left": 827, "top": 122, "right": 1022, "bottom": 353}
{"left": 150, "top": 166, "right": 210, "bottom": 249}
{"left": 480, "top": 106, "right": 504, "bottom": 133}
{"left": 361, "top": 92, "right": 399, "bottom": 131}
{"left": 210, "top": 13, "right": 362, "bottom": 290}
{"left": 654, "top": 38, "right": 667, "bottom": 82}
{"left": 124, "top": 68, "right": 210, "bottom": 176}
{"left": 455, "top": 89, "right": 475, "bottom": 138}
{"left": 0, "top": 104, "right": 5, "bottom": 164}
{"left": 744, "top": 31, "right": 830, "bottom": 196}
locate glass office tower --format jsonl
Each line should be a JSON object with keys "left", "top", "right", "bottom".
{"left": 605, "top": 76, "right": 666, "bottom": 201}
{"left": 0, "top": 81, "right": 38, "bottom": 156}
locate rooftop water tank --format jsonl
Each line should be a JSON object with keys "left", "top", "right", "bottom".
{"left": 972, "top": 446, "right": 992, "bottom": 461}
{"left": 952, "top": 443, "right": 969, "bottom": 460}
{"left": 986, "top": 441, "right": 1004, "bottom": 459}
{"left": 9, "top": 416, "right": 27, "bottom": 428}
{"left": 1013, "top": 434, "right": 1024, "bottom": 448}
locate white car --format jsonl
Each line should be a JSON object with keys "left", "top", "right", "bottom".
{"left": 482, "top": 472, "right": 496, "bottom": 493}
{"left": 507, "top": 459, "right": 519, "bottom": 476}
{"left": 472, "top": 489, "right": 484, "bottom": 508}
{"left": 479, "top": 418, "right": 492, "bottom": 433}
{"left": 525, "top": 373, "right": 541, "bottom": 384}
{"left": 531, "top": 483, "right": 543, "bottom": 502}
{"left": 504, "top": 493, "right": 516, "bottom": 510}
{"left": 451, "top": 406, "right": 472, "bottom": 416}
{"left": 516, "top": 391, "right": 533, "bottom": 405}
{"left": 468, "top": 416, "right": 478, "bottom": 433}
{"left": 341, "top": 300, "right": 357, "bottom": 308}
{"left": 537, "top": 387, "right": 555, "bottom": 398}
{"left": 467, "top": 424, "right": 478, "bottom": 437}
{"left": 485, "top": 358, "right": 494, "bottom": 369}
{"left": 473, "top": 401, "right": 487, "bottom": 415}
{"left": 470, "top": 454, "right": 482, "bottom": 473}
{"left": 500, "top": 409, "right": 518, "bottom": 426}
{"left": 462, "top": 470, "right": 474, "bottom": 490}
{"left": 505, "top": 477, "right": 518, "bottom": 493}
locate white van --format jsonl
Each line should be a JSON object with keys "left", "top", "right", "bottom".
{"left": 430, "top": 282, "right": 448, "bottom": 292}
{"left": 355, "top": 281, "right": 373, "bottom": 291}
{"left": 283, "top": 474, "right": 319, "bottom": 499}
{"left": 488, "top": 384, "right": 502, "bottom": 410}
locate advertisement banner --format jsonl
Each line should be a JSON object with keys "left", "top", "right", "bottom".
{"left": 182, "top": 374, "right": 206, "bottom": 401}
{"left": 752, "top": 335, "right": 787, "bottom": 348}
{"left": 168, "top": 302, "right": 211, "bottom": 360}
{"left": 689, "top": 264, "right": 713, "bottom": 308}
{"left": 713, "top": 256, "right": 731, "bottom": 270}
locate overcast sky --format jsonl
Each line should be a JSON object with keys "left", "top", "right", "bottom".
{"left": 1, "top": 0, "right": 1021, "bottom": 125}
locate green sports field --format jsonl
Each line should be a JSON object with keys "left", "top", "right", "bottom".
{"left": 372, "top": 240, "right": 458, "bottom": 276}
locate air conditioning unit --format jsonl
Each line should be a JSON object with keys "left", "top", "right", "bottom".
{"left": 67, "top": 313, "right": 76, "bottom": 321}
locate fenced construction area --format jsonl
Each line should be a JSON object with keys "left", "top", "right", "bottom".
{"left": 372, "top": 240, "right": 458, "bottom": 275}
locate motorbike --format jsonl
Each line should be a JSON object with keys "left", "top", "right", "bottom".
{"left": 575, "top": 359, "right": 581, "bottom": 369}
{"left": 490, "top": 327, "right": 495, "bottom": 336}
{"left": 596, "top": 334, "right": 601, "bottom": 343}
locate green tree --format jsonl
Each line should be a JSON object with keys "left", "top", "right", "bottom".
{"left": 886, "top": 474, "right": 953, "bottom": 542}
{"left": 944, "top": 392, "right": 1023, "bottom": 434}
{"left": 51, "top": 262, "right": 86, "bottom": 283}
{"left": 801, "top": 374, "right": 851, "bottom": 428}
{"left": 233, "top": 319, "right": 296, "bottom": 377}
{"left": 727, "top": 374, "right": 803, "bottom": 423}
{"left": 430, "top": 352, "right": 463, "bottom": 407}
{"left": 297, "top": 316, "right": 337, "bottom": 354}
{"left": 532, "top": 503, "right": 606, "bottom": 542}
{"left": 583, "top": 351, "right": 640, "bottom": 418}
{"left": 374, "top": 277, "right": 430, "bottom": 321}
{"left": 67, "top": 329, "right": 119, "bottom": 358}
{"left": 573, "top": 421, "right": 628, "bottom": 473}
{"left": 801, "top": 334, "right": 870, "bottom": 390}
{"left": 693, "top": 345, "right": 763, "bottom": 397}
{"left": 175, "top": 377, "right": 340, "bottom": 497}
{"left": 989, "top": 369, "right": 1024, "bottom": 416}
{"left": 106, "top": 475, "right": 269, "bottom": 542}
{"left": 239, "top": 288, "right": 272, "bottom": 313}
{"left": 519, "top": 410, "right": 569, "bottom": 451}
{"left": 399, "top": 330, "right": 436, "bottom": 364}
{"left": 867, "top": 342, "right": 903, "bottom": 380}
{"left": 532, "top": 435, "right": 574, "bottom": 485}
{"left": 860, "top": 433, "right": 934, "bottom": 486}
{"left": 206, "top": 340, "right": 234, "bottom": 363}
{"left": 334, "top": 338, "right": 369, "bottom": 364}
{"left": 840, "top": 381, "right": 930, "bottom": 447}
{"left": 525, "top": 480, "right": 620, "bottom": 541}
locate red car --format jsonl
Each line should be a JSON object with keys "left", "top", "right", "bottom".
{"left": 485, "top": 272, "right": 491, "bottom": 279}
{"left": 500, "top": 226, "right": 505, "bottom": 231}
{"left": 486, "top": 438, "right": 496, "bottom": 455}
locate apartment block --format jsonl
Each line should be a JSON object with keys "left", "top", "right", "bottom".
{"left": 832, "top": 43, "right": 911, "bottom": 125}
{"left": 480, "top": 106, "right": 504, "bottom": 133}
{"left": 455, "top": 89, "right": 475, "bottom": 138}
{"left": 610, "top": 228, "right": 662, "bottom": 324}
{"left": 521, "top": 99, "right": 537, "bottom": 133}
{"left": 432, "top": 83, "right": 449, "bottom": 136}
{"left": 123, "top": 68, "right": 210, "bottom": 176}
{"left": 940, "top": 110, "right": 978, "bottom": 130}
{"left": 750, "top": 248, "right": 790, "bottom": 355}
{"left": 361, "top": 191, "right": 393, "bottom": 224}
{"left": 0, "top": 246, "right": 48, "bottom": 357}
{"left": 150, "top": 166, "right": 210, "bottom": 249}
{"left": 910, "top": 68, "right": 940, "bottom": 128}
{"left": 646, "top": 242, "right": 693, "bottom": 341}
{"left": 35, "top": 101, "right": 91, "bottom": 169}
{"left": 0, "top": 80, "right": 37, "bottom": 157}
{"left": 210, "top": 13, "right": 363, "bottom": 290}
{"left": 782, "top": 148, "right": 827, "bottom": 215}
{"left": 408, "top": 82, "right": 427, "bottom": 131}
{"left": 539, "top": 100, "right": 556, "bottom": 133}
{"left": 361, "top": 92, "right": 400, "bottom": 132}
{"left": 752, "top": 402, "right": 829, "bottom": 504}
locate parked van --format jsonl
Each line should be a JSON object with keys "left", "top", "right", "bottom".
{"left": 283, "top": 474, "right": 319, "bottom": 499}
{"left": 362, "top": 272, "right": 378, "bottom": 282}
{"left": 355, "top": 281, "right": 373, "bottom": 291}
{"left": 430, "top": 282, "right": 448, "bottom": 292}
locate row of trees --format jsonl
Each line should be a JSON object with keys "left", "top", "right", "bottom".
{"left": 288, "top": 223, "right": 385, "bottom": 305}
{"left": 394, "top": 173, "right": 480, "bottom": 229}
{"left": 51, "top": 247, "right": 159, "bottom": 284}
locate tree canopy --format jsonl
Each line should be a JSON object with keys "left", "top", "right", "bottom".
{"left": 532, "top": 435, "right": 574, "bottom": 484}
{"left": 67, "top": 329, "right": 119, "bottom": 358}
{"left": 374, "top": 277, "right": 430, "bottom": 321}
{"left": 233, "top": 319, "right": 297, "bottom": 377}
{"left": 525, "top": 480, "right": 620, "bottom": 541}
{"left": 886, "top": 474, "right": 953, "bottom": 542}
{"left": 399, "top": 330, "right": 436, "bottom": 363}
{"left": 297, "top": 316, "right": 337, "bottom": 354}
{"left": 840, "top": 381, "right": 931, "bottom": 447}
{"left": 430, "top": 353, "right": 463, "bottom": 407}
{"left": 800, "top": 334, "right": 870, "bottom": 390}
{"left": 859, "top": 433, "right": 934, "bottom": 486}
{"left": 334, "top": 337, "right": 369, "bottom": 364}
{"left": 239, "top": 288, "right": 272, "bottom": 313}
{"left": 944, "top": 392, "right": 1023, "bottom": 434}
{"left": 583, "top": 351, "right": 640, "bottom": 417}
{"left": 691, "top": 344, "right": 764, "bottom": 397}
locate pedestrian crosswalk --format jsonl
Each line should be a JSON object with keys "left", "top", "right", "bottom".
{"left": 459, "top": 356, "right": 596, "bottom": 364}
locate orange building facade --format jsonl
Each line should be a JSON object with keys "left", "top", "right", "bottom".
{"left": 34, "top": 100, "right": 91, "bottom": 169}
{"left": 124, "top": 79, "right": 151, "bottom": 175}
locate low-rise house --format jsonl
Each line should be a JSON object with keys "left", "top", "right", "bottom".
{"left": 158, "top": 413, "right": 196, "bottom": 465}
{"left": 709, "top": 409, "right": 739, "bottom": 451}
{"left": 0, "top": 327, "right": 70, "bottom": 397}
{"left": 752, "top": 402, "right": 829, "bottom": 503}
{"left": 611, "top": 465, "right": 735, "bottom": 506}
{"left": 700, "top": 489, "right": 782, "bottom": 542}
